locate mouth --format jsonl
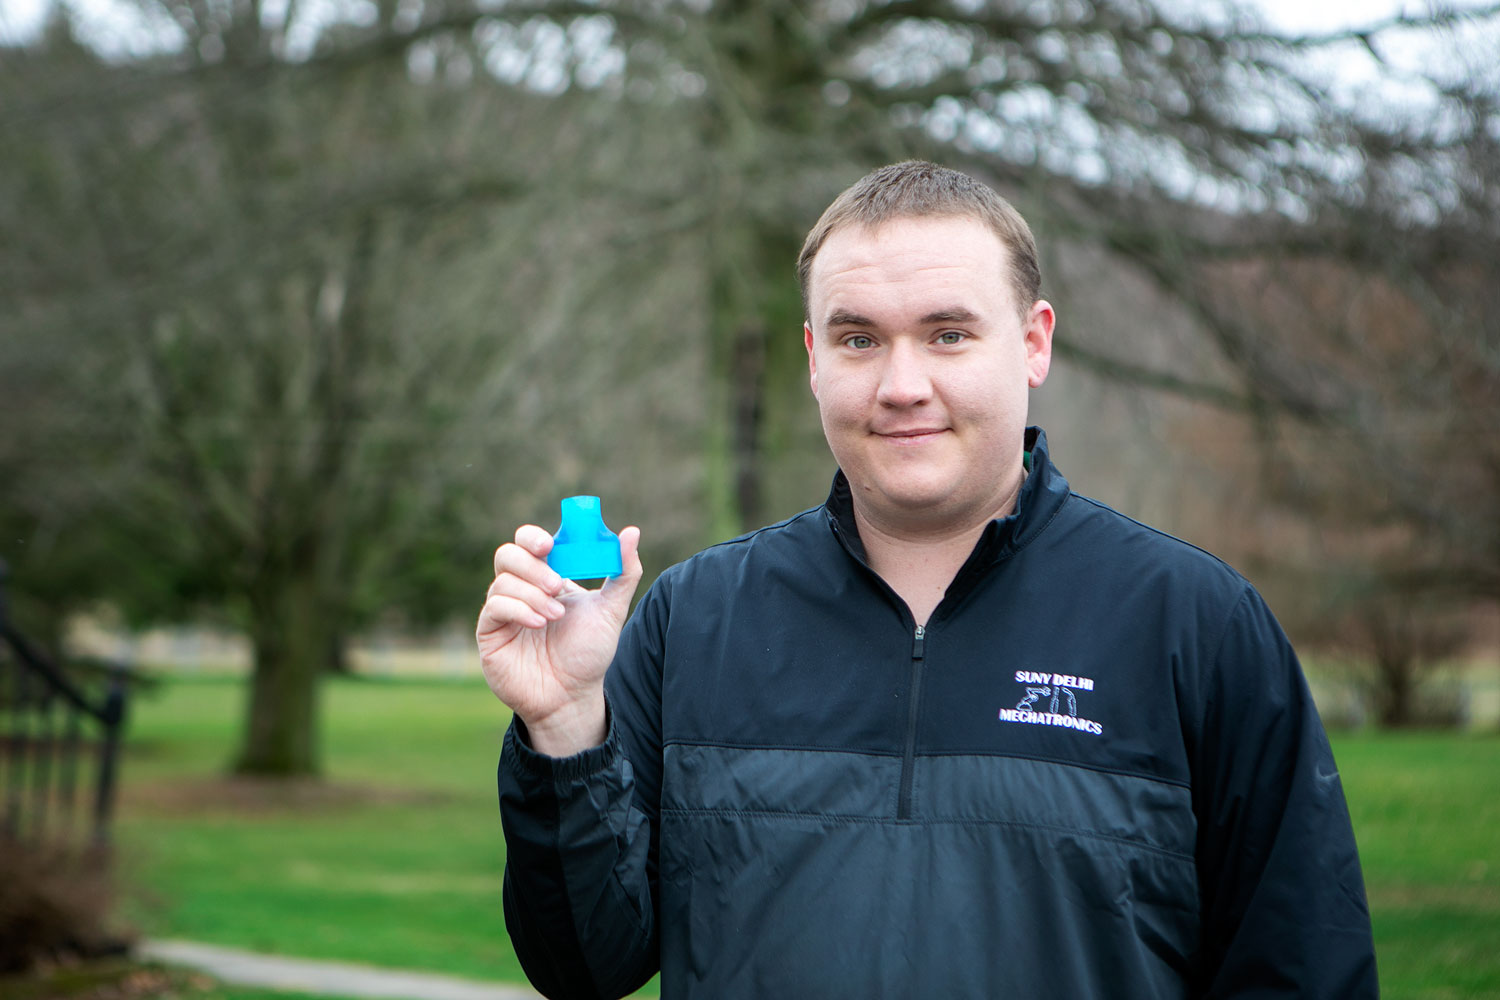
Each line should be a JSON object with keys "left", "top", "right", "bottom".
{"left": 875, "top": 428, "right": 948, "bottom": 444}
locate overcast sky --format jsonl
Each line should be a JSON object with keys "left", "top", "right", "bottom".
{"left": 0, "top": 0, "right": 1483, "bottom": 42}
{"left": 1, "top": 0, "right": 1492, "bottom": 94}
{"left": 1246, "top": 0, "right": 1467, "bottom": 31}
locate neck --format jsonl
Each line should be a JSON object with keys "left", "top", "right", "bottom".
{"left": 852, "top": 468, "right": 1026, "bottom": 626}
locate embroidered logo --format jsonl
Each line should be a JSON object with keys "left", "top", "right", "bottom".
{"left": 998, "top": 670, "right": 1104, "bottom": 736}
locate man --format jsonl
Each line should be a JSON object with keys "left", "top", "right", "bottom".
{"left": 478, "top": 161, "right": 1377, "bottom": 998}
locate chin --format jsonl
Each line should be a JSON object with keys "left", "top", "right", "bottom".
{"left": 875, "top": 483, "right": 959, "bottom": 514}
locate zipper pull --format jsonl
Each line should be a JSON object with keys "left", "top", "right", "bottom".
{"left": 913, "top": 624, "right": 925, "bottom": 660}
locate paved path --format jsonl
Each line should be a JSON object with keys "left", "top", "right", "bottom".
{"left": 139, "top": 939, "right": 543, "bottom": 1000}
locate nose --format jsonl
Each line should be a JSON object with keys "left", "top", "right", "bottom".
{"left": 876, "top": 339, "right": 932, "bottom": 408}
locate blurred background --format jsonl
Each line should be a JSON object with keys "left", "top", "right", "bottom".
{"left": 1, "top": 0, "right": 1497, "bottom": 996}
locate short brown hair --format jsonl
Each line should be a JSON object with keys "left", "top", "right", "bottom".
{"left": 797, "top": 160, "right": 1041, "bottom": 323}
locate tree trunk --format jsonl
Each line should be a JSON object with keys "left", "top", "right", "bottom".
{"left": 235, "top": 568, "right": 328, "bottom": 776}
{"left": 323, "top": 630, "right": 351, "bottom": 676}
{"left": 730, "top": 320, "right": 767, "bottom": 532}
{"left": 1373, "top": 652, "right": 1415, "bottom": 728}
{"left": 705, "top": 223, "right": 807, "bottom": 540}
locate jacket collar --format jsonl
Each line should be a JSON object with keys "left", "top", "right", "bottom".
{"left": 824, "top": 426, "right": 1071, "bottom": 570}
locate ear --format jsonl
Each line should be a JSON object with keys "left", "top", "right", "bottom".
{"left": 804, "top": 322, "right": 819, "bottom": 397}
{"left": 1023, "top": 300, "right": 1056, "bottom": 389}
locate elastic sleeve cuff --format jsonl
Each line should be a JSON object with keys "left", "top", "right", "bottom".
{"left": 503, "top": 701, "right": 620, "bottom": 785}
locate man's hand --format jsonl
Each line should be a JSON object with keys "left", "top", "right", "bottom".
{"left": 477, "top": 523, "right": 644, "bottom": 757}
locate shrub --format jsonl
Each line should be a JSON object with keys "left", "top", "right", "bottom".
{"left": 0, "top": 839, "right": 132, "bottom": 974}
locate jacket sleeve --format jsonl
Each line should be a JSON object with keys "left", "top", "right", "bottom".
{"left": 1190, "top": 585, "right": 1378, "bottom": 998}
{"left": 498, "top": 579, "right": 668, "bottom": 1000}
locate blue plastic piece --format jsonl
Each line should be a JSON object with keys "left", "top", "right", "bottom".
{"left": 547, "top": 496, "right": 623, "bottom": 581}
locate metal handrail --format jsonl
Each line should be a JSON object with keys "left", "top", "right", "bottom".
{"left": 0, "top": 559, "right": 130, "bottom": 850}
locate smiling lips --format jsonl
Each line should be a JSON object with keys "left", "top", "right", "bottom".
{"left": 876, "top": 427, "right": 949, "bottom": 444}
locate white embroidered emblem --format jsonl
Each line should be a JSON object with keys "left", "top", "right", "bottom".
{"left": 998, "top": 670, "right": 1104, "bottom": 736}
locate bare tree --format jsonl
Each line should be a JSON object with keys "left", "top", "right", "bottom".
{"left": 3, "top": 10, "right": 579, "bottom": 773}
{"left": 2, "top": 1, "right": 730, "bottom": 773}
{"left": 1063, "top": 9, "right": 1500, "bottom": 722}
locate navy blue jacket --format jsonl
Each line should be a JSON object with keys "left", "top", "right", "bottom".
{"left": 499, "top": 428, "right": 1377, "bottom": 998}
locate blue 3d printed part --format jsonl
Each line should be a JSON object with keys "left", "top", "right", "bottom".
{"left": 547, "top": 496, "right": 623, "bottom": 580}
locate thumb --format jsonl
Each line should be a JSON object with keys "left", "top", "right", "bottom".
{"left": 599, "top": 525, "right": 644, "bottom": 619}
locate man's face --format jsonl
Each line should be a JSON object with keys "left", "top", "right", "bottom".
{"left": 804, "top": 215, "right": 1054, "bottom": 532}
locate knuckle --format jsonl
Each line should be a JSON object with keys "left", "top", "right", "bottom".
{"left": 494, "top": 545, "right": 527, "bottom": 574}
{"left": 495, "top": 574, "right": 538, "bottom": 602}
{"left": 481, "top": 594, "right": 519, "bottom": 622}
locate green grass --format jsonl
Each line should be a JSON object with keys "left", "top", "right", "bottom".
{"left": 115, "top": 675, "right": 527, "bottom": 985}
{"left": 1331, "top": 731, "right": 1500, "bottom": 998}
{"left": 107, "top": 676, "right": 1500, "bottom": 998}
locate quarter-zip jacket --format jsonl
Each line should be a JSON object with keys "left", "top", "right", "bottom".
{"left": 498, "top": 428, "right": 1377, "bottom": 999}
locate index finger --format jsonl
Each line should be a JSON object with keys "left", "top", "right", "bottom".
{"left": 492, "top": 525, "right": 555, "bottom": 580}
{"left": 513, "top": 523, "right": 554, "bottom": 558}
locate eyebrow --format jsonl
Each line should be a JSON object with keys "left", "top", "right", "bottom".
{"left": 823, "top": 306, "right": 981, "bottom": 328}
{"left": 825, "top": 309, "right": 876, "bottom": 328}
{"left": 918, "top": 307, "right": 980, "bottom": 325}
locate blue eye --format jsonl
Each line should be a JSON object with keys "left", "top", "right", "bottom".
{"left": 847, "top": 335, "right": 875, "bottom": 349}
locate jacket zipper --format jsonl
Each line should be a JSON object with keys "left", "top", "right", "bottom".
{"left": 897, "top": 624, "right": 926, "bottom": 820}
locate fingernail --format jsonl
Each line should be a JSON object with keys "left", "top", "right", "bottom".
{"left": 547, "top": 599, "right": 565, "bottom": 617}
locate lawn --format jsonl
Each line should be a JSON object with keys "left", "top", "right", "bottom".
{"left": 103, "top": 675, "right": 1500, "bottom": 998}
{"left": 115, "top": 675, "right": 528, "bottom": 985}
{"left": 1333, "top": 730, "right": 1500, "bottom": 998}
